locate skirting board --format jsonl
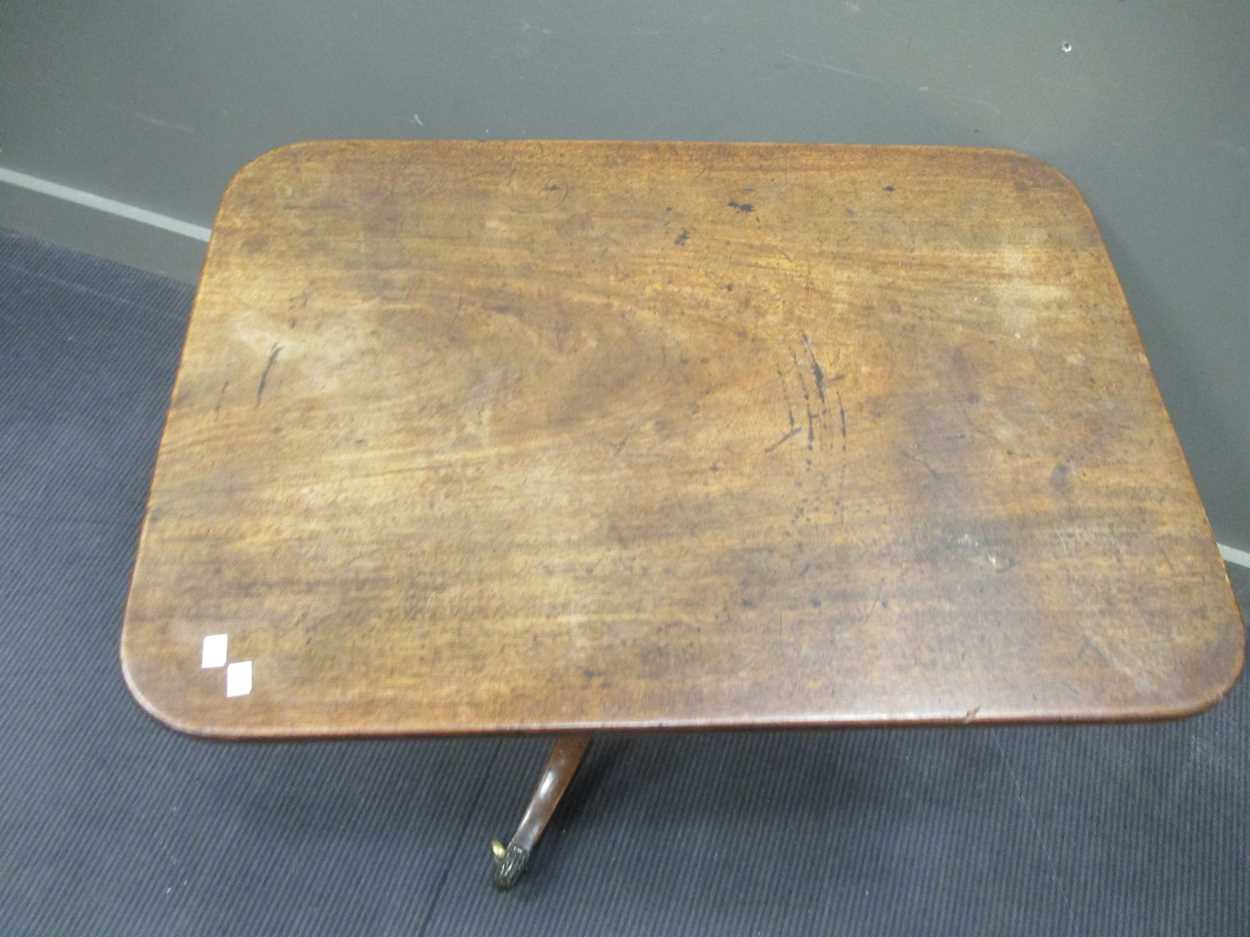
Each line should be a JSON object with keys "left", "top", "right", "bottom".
{"left": 1, "top": 166, "right": 207, "bottom": 283}
{"left": 1220, "top": 543, "right": 1250, "bottom": 570}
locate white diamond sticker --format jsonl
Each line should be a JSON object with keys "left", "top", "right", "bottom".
{"left": 226, "top": 660, "right": 253, "bottom": 697}
{"left": 201, "top": 634, "right": 228, "bottom": 669}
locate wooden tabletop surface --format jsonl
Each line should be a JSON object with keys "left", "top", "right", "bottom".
{"left": 121, "top": 141, "right": 1243, "bottom": 737}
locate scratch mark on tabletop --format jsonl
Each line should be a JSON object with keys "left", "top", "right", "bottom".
{"left": 791, "top": 350, "right": 817, "bottom": 449}
{"left": 610, "top": 428, "right": 634, "bottom": 457}
{"left": 801, "top": 333, "right": 829, "bottom": 414}
{"left": 775, "top": 364, "right": 797, "bottom": 431}
{"left": 901, "top": 449, "right": 940, "bottom": 479}
{"left": 765, "top": 426, "right": 803, "bottom": 453}
{"left": 727, "top": 200, "right": 754, "bottom": 213}
{"left": 835, "top": 390, "right": 847, "bottom": 447}
{"left": 857, "top": 579, "right": 885, "bottom": 626}
{"left": 255, "top": 343, "right": 282, "bottom": 407}
{"left": 834, "top": 389, "right": 849, "bottom": 523}
{"left": 214, "top": 380, "right": 229, "bottom": 419}
{"left": 542, "top": 182, "right": 570, "bottom": 206}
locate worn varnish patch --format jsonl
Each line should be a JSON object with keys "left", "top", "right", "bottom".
{"left": 121, "top": 141, "right": 1243, "bottom": 737}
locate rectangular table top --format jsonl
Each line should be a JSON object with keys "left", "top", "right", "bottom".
{"left": 121, "top": 140, "right": 1243, "bottom": 737}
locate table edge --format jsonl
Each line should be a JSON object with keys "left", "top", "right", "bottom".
{"left": 119, "top": 138, "right": 1245, "bottom": 740}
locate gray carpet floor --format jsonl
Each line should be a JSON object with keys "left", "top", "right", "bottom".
{"left": 1, "top": 227, "right": 1246, "bottom": 937}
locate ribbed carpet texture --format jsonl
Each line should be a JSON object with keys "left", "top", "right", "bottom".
{"left": 1, "top": 227, "right": 1246, "bottom": 937}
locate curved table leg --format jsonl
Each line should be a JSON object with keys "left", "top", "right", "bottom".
{"left": 490, "top": 734, "right": 592, "bottom": 890}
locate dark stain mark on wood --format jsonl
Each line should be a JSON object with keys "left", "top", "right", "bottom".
{"left": 214, "top": 380, "right": 229, "bottom": 419}
{"left": 1050, "top": 462, "right": 1071, "bottom": 492}
{"left": 727, "top": 200, "right": 754, "bottom": 213}
{"left": 543, "top": 184, "right": 561, "bottom": 191}
{"left": 256, "top": 343, "right": 283, "bottom": 407}
{"left": 883, "top": 184, "right": 895, "bottom": 192}
{"left": 674, "top": 229, "right": 690, "bottom": 247}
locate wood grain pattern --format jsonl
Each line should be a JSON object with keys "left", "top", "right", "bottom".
{"left": 121, "top": 141, "right": 1243, "bottom": 737}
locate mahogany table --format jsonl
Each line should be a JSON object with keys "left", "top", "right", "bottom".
{"left": 121, "top": 141, "right": 1244, "bottom": 888}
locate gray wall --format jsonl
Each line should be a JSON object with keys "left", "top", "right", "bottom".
{"left": 2, "top": 1, "right": 1248, "bottom": 552}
